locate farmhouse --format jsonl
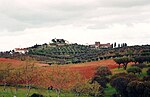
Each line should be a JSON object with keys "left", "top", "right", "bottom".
{"left": 90, "top": 42, "right": 111, "bottom": 49}
{"left": 14, "top": 48, "right": 28, "bottom": 54}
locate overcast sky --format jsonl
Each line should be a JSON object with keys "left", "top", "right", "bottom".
{"left": 0, "top": 0, "right": 150, "bottom": 51}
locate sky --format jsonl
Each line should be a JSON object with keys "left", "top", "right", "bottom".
{"left": 0, "top": 0, "right": 150, "bottom": 51}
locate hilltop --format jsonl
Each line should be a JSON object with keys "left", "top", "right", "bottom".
{"left": 0, "top": 39, "right": 150, "bottom": 65}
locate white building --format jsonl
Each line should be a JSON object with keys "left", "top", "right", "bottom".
{"left": 14, "top": 48, "right": 28, "bottom": 54}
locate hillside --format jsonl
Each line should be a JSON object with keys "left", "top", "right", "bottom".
{"left": 28, "top": 43, "right": 103, "bottom": 64}
{"left": 27, "top": 43, "right": 150, "bottom": 64}
{"left": 0, "top": 43, "right": 150, "bottom": 65}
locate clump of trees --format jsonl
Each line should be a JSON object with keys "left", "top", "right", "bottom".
{"left": 71, "top": 81, "right": 104, "bottom": 97}
{"left": 92, "top": 66, "right": 112, "bottom": 88}
{"left": 47, "top": 66, "right": 84, "bottom": 97}
{"left": 0, "top": 59, "right": 45, "bottom": 97}
{"left": 147, "top": 68, "right": 150, "bottom": 76}
{"left": 127, "top": 81, "right": 150, "bottom": 97}
{"left": 114, "top": 56, "right": 150, "bottom": 70}
{"left": 131, "top": 64, "right": 147, "bottom": 69}
{"left": 127, "top": 67, "right": 142, "bottom": 74}
{"left": 110, "top": 71, "right": 150, "bottom": 97}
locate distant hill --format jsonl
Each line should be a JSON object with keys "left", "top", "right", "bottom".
{"left": 0, "top": 42, "right": 150, "bottom": 65}
{"left": 28, "top": 43, "right": 103, "bottom": 64}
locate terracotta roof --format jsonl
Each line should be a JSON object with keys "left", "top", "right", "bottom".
{"left": 15, "top": 48, "right": 28, "bottom": 51}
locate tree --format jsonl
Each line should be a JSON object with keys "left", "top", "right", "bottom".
{"left": 127, "top": 81, "right": 150, "bottom": 97}
{"left": 71, "top": 80, "right": 103, "bottom": 97}
{"left": 118, "top": 44, "right": 120, "bottom": 48}
{"left": 127, "top": 67, "right": 142, "bottom": 74}
{"left": 19, "top": 58, "right": 45, "bottom": 97}
{"left": 48, "top": 66, "right": 82, "bottom": 97}
{"left": 114, "top": 58, "right": 122, "bottom": 69}
{"left": 110, "top": 77, "right": 129, "bottom": 97}
{"left": 95, "top": 66, "right": 112, "bottom": 77}
{"left": 92, "top": 76, "right": 109, "bottom": 88}
{"left": 114, "top": 42, "right": 116, "bottom": 48}
{"left": 0, "top": 62, "right": 13, "bottom": 96}
{"left": 93, "top": 66, "right": 111, "bottom": 88}
{"left": 147, "top": 68, "right": 150, "bottom": 76}
{"left": 52, "top": 39, "right": 56, "bottom": 43}
{"left": 114, "top": 57, "right": 132, "bottom": 70}
{"left": 133, "top": 56, "right": 150, "bottom": 64}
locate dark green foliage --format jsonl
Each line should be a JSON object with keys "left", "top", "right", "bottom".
{"left": 147, "top": 68, "right": 150, "bottom": 75}
{"left": 111, "top": 93, "right": 121, "bottom": 97}
{"left": 143, "top": 76, "right": 150, "bottom": 81}
{"left": 110, "top": 77, "right": 129, "bottom": 97}
{"left": 93, "top": 66, "right": 111, "bottom": 88}
{"left": 127, "top": 81, "right": 150, "bottom": 97}
{"left": 114, "top": 57, "right": 132, "bottom": 70}
{"left": 127, "top": 67, "right": 142, "bottom": 74}
{"left": 133, "top": 56, "right": 150, "bottom": 64}
{"left": 92, "top": 76, "right": 110, "bottom": 88}
{"left": 28, "top": 44, "right": 102, "bottom": 64}
{"left": 131, "top": 64, "right": 147, "bottom": 69}
{"left": 30, "top": 93, "right": 44, "bottom": 97}
{"left": 95, "top": 66, "right": 112, "bottom": 77}
{"left": 111, "top": 73, "right": 138, "bottom": 83}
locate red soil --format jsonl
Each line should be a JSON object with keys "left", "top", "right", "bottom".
{"left": 0, "top": 58, "right": 118, "bottom": 87}
{"left": 0, "top": 58, "right": 118, "bottom": 79}
{"left": 62, "top": 59, "right": 118, "bottom": 79}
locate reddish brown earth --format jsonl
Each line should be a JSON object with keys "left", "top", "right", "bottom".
{"left": 0, "top": 58, "right": 118, "bottom": 79}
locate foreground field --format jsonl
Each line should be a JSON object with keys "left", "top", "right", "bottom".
{"left": 0, "top": 58, "right": 118, "bottom": 80}
{"left": 0, "top": 67, "right": 148, "bottom": 97}
{"left": 0, "top": 58, "right": 149, "bottom": 97}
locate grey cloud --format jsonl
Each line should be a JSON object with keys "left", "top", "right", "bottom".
{"left": 0, "top": 0, "right": 150, "bottom": 32}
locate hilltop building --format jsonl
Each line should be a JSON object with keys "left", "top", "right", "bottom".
{"left": 90, "top": 42, "right": 111, "bottom": 49}
{"left": 49, "top": 38, "right": 69, "bottom": 47}
{"left": 14, "top": 48, "right": 28, "bottom": 54}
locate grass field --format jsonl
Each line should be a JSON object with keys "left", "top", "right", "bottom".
{"left": 0, "top": 86, "right": 92, "bottom": 97}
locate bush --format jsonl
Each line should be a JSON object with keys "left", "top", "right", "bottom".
{"left": 71, "top": 81, "right": 104, "bottom": 97}
{"left": 147, "top": 68, "right": 150, "bottom": 75}
{"left": 30, "top": 93, "right": 44, "bottom": 97}
{"left": 127, "top": 67, "right": 142, "bottom": 74}
{"left": 92, "top": 76, "right": 110, "bottom": 88}
{"left": 127, "top": 81, "right": 150, "bottom": 97}
{"left": 110, "top": 77, "right": 129, "bottom": 97}
{"left": 95, "top": 66, "right": 112, "bottom": 77}
{"left": 111, "top": 93, "right": 121, "bottom": 97}
{"left": 131, "top": 64, "right": 147, "bottom": 69}
{"left": 143, "top": 76, "right": 150, "bottom": 81}
{"left": 111, "top": 72, "right": 138, "bottom": 82}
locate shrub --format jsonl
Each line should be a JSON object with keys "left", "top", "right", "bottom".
{"left": 95, "top": 66, "right": 112, "bottom": 77}
{"left": 111, "top": 93, "right": 121, "bottom": 97}
{"left": 147, "top": 68, "right": 150, "bottom": 75}
{"left": 71, "top": 81, "right": 104, "bottom": 97}
{"left": 110, "top": 77, "right": 129, "bottom": 97}
{"left": 131, "top": 64, "right": 147, "bottom": 69}
{"left": 111, "top": 72, "right": 138, "bottom": 82}
{"left": 127, "top": 81, "right": 150, "bottom": 97}
{"left": 143, "top": 76, "right": 150, "bottom": 81}
{"left": 30, "top": 93, "right": 44, "bottom": 97}
{"left": 92, "top": 76, "right": 109, "bottom": 88}
{"left": 127, "top": 67, "right": 142, "bottom": 74}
